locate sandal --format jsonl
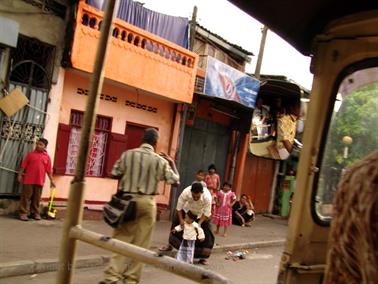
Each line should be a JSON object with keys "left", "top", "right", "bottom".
{"left": 19, "top": 215, "right": 29, "bottom": 221}
{"left": 158, "top": 245, "right": 173, "bottom": 252}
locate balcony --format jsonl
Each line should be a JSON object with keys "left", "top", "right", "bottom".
{"left": 71, "top": 1, "right": 198, "bottom": 103}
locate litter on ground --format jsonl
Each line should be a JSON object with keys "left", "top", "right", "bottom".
{"left": 225, "top": 250, "right": 249, "bottom": 261}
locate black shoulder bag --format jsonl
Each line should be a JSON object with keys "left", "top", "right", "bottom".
{"left": 103, "top": 192, "right": 137, "bottom": 228}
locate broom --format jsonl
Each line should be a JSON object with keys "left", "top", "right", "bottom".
{"left": 47, "top": 187, "right": 57, "bottom": 219}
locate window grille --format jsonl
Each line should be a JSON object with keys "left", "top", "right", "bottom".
{"left": 65, "top": 111, "right": 111, "bottom": 177}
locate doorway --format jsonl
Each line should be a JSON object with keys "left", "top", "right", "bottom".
{"left": 180, "top": 118, "right": 231, "bottom": 193}
{"left": 0, "top": 62, "right": 50, "bottom": 195}
{"left": 125, "top": 123, "right": 148, "bottom": 150}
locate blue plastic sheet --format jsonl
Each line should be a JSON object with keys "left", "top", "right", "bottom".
{"left": 86, "top": 0, "right": 189, "bottom": 48}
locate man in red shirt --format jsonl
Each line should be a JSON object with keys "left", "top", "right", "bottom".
{"left": 18, "top": 138, "right": 55, "bottom": 221}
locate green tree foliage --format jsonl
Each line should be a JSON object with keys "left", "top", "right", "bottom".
{"left": 324, "top": 82, "right": 378, "bottom": 168}
{"left": 317, "top": 82, "right": 378, "bottom": 205}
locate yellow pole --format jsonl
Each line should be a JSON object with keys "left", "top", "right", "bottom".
{"left": 70, "top": 226, "right": 232, "bottom": 284}
{"left": 48, "top": 187, "right": 55, "bottom": 212}
{"left": 56, "top": 1, "right": 117, "bottom": 283}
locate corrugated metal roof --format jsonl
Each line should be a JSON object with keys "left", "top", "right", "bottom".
{"left": 193, "top": 22, "right": 254, "bottom": 62}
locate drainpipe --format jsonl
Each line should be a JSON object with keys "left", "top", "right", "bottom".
{"left": 169, "top": 104, "right": 188, "bottom": 219}
{"left": 61, "top": 1, "right": 77, "bottom": 67}
{"left": 169, "top": 5, "right": 198, "bottom": 219}
{"left": 165, "top": 104, "right": 179, "bottom": 194}
{"left": 228, "top": 131, "right": 240, "bottom": 184}
{"left": 233, "top": 133, "right": 248, "bottom": 197}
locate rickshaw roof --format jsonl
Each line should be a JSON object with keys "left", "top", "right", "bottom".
{"left": 229, "top": 0, "right": 378, "bottom": 55}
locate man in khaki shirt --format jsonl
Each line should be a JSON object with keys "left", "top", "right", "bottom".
{"left": 102, "top": 128, "right": 179, "bottom": 284}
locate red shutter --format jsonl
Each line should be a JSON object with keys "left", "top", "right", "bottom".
{"left": 53, "top": 123, "right": 71, "bottom": 175}
{"left": 125, "top": 124, "right": 145, "bottom": 150}
{"left": 105, "top": 133, "right": 128, "bottom": 177}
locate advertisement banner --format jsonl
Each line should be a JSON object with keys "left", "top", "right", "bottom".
{"left": 204, "top": 56, "right": 260, "bottom": 108}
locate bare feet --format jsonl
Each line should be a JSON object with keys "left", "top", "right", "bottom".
{"left": 198, "top": 259, "right": 209, "bottom": 265}
{"left": 222, "top": 233, "right": 227, "bottom": 237}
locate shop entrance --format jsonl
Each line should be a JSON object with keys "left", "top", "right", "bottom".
{"left": 180, "top": 118, "right": 230, "bottom": 192}
{"left": 0, "top": 62, "right": 50, "bottom": 195}
{"left": 240, "top": 153, "right": 275, "bottom": 212}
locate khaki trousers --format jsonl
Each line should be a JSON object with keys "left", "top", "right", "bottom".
{"left": 104, "top": 194, "right": 156, "bottom": 284}
{"left": 19, "top": 184, "right": 43, "bottom": 217}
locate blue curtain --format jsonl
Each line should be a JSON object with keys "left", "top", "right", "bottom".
{"left": 86, "top": 0, "right": 189, "bottom": 48}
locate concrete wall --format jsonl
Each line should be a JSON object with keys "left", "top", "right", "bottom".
{"left": 0, "top": 0, "right": 66, "bottom": 83}
{"left": 47, "top": 70, "right": 179, "bottom": 208}
{"left": 0, "top": 1, "right": 67, "bottom": 215}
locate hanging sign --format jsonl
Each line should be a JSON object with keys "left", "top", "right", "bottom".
{"left": 0, "top": 88, "right": 29, "bottom": 117}
{"left": 204, "top": 56, "right": 260, "bottom": 108}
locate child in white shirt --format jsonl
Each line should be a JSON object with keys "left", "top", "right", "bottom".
{"left": 172, "top": 211, "right": 205, "bottom": 264}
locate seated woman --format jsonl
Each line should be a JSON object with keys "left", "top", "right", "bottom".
{"left": 232, "top": 194, "right": 255, "bottom": 227}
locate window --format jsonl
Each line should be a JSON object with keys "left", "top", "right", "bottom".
{"left": 65, "top": 111, "right": 111, "bottom": 177}
{"left": 10, "top": 35, "right": 55, "bottom": 89}
{"left": 314, "top": 66, "right": 378, "bottom": 222}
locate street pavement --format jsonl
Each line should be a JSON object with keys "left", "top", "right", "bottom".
{"left": 0, "top": 246, "right": 283, "bottom": 284}
{"left": 0, "top": 214, "right": 288, "bottom": 280}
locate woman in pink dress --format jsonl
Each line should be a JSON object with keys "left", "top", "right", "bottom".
{"left": 204, "top": 164, "right": 221, "bottom": 215}
{"left": 212, "top": 182, "right": 236, "bottom": 237}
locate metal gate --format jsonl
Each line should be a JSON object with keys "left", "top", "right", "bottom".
{"left": 0, "top": 60, "right": 50, "bottom": 195}
{"left": 180, "top": 118, "right": 231, "bottom": 191}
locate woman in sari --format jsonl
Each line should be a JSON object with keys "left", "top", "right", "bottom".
{"left": 232, "top": 194, "right": 255, "bottom": 227}
{"left": 204, "top": 164, "right": 221, "bottom": 215}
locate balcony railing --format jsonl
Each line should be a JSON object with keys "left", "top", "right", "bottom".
{"left": 71, "top": 1, "right": 198, "bottom": 103}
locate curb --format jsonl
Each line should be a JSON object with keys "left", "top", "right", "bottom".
{"left": 160, "top": 239, "right": 286, "bottom": 257}
{"left": 0, "top": 255, "right": 110, "bottom": 279}
{"left": 213, "top": 239, "right": 285, "bottom": 252}
{"left": 262, "top": 214, "right": 288, "bottom": 220}
{"left": 0, "top": 240, "right": 285, "bottom": 279}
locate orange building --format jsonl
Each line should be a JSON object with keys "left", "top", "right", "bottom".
{"left": 45, "top": 1, "right": 198, "bottom": 210}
